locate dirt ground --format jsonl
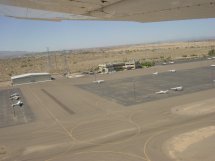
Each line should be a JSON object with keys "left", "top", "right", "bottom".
{"left": 165, "top": 126, "right": 215, "bottom": 161}
{"left": 0, "top": 40, "right": 214, "bottom": 81}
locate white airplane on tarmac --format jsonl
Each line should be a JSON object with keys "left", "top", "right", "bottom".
{"left": 169, "top": 69, "right": 176, "bottom": 72}
{"left": 10, "top": 93, "right": 19, "bottom": 98}
{"left": 93, "top": 80, "right": 105, "bottom": 84}
{"left": 11, "top": 100, "right": 23, "bottom": 107}
{"left": 171, "top": 86, "right": 183, "bottom": 91}
{"left": 153, "top": 72, "right": 158, "bottom": 75}
{"left": 10, "top": 95, "right": 20, "bottom": 100}
{"left": 156, "top": 90, "right": 169, "bottom": 94}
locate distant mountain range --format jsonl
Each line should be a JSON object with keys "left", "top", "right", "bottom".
{"left": 1, "top": 39, "right": 214, "bottom": 58}
{"left": 0, "top": 51, "right": 29, "bottom": 58}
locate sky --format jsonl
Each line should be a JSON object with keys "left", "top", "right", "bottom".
{"left": 0, "top": 16, "right": 215, "bottom": 52}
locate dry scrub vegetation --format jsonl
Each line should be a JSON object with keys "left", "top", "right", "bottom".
{"left": 0, "top": 41, "right": 214, "bottom": 81}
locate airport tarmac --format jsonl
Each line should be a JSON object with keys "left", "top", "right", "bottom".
{"left": 78, "top": 67, "right": 214, "bottom": 106}
{"left": 0, "top": 59, "right": 214, "bottom": 161}
{"left": 0, "top": 88, "right": 34, "bottom": 128}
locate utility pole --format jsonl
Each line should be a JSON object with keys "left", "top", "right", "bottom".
{"left": 54, "top": 53, "right": 57, "bottom": 71}
{"left": 211, "top": 65, "right": 215, "bottom": 87}
{"left": 47, "top": 47, "right": 51, "bottom": 72}
{"left": 133, "top": 79, "right": 136, "bottom": 102}
{"left": 64, "top": 51, "right": 69, "bottom": 75}
{"left": 94, "top": 71, "right": 97, "bottom": 81}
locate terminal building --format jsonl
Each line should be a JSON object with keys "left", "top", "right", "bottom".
{"left": 124, "top": 60, "right": 141, "bottom": 70}
{"left": 98, "top": 63, "right": 115, "bottom": 73}
{"left": 98, "top": 60, "right": 140, "bottom": 73}
{"left": 98, "top": 62, "right": 125, "bottom": 73}
{"left": 11, "top": 73, "right": 51, "bottom": 85}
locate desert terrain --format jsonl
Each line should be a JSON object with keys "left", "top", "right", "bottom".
{"left": 0, "top": 40, "right": 215, "bottom": 83}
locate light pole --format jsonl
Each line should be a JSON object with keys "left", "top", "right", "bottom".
{"left": 64, "top": 51, "right": 69, "bottom": 75}
{"left": 47, "top": 47, "right": 51, "bottom": 72}
{"left": 132, "top": 79, "right": 136, "bottom": 102}
{"left": 210, "top": 65, "right": 215, "bottom": 87}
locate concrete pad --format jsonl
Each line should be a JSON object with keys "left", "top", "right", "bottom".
{"left": 0, "top": 88, "right": 34, "bottom": 128}
{"left": 78, "top": 67, "right": 214, "bottom": 106}
{"left": 72, "top": 119, "right": 138, "bottom": 144}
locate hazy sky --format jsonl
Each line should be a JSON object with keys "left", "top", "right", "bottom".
{"left": 0, "top": 16, "right": 215, "bottom": 52}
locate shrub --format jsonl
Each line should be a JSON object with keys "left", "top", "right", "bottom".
{"left": 21, "top": 64, "right": 27, "bottom": 68}
{"left": 141, "top": 61, "right": 155, "bottom": 68}
{"left": 163, "top": 59, "right": 168, "bottom": 62}
{"left": 208, "top": 49, "right": 215, "bottom": 56}
{"left": 8, "top": 70, "right": 15, "bottom": 76}
{"left": 166, "top": 56, "right": 171, "bottom": 60}
{"left": 191, "top": 54, "right": 197, "bottom": 57}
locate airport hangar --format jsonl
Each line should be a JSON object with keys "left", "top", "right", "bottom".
{"left": 11, "top": 73, "right": 51, "bottom": 85}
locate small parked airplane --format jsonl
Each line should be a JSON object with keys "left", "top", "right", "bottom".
{"left": 10, "top": 93, "right": 19, "bottom": 98}
{"left": 156, "top": 90, "right": 169, "bottom": 94}
{"left": 11, "top": 100, "right": 23, "bottom": 107}
{"left": 10, "top": 95, "right": 20, "bottom": 100}
{"left": 93, "top": 80, "right": 104, "bottom": 84}
{"left": 153, "top": 72, "right": 158, "bottom": 75}
{"left": 171, "top": 86, "right": 183, "bottom": 91}
{"left": 169, "top": 69, "right": 176, "bottom": 72}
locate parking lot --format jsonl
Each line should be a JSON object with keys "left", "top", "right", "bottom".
{"left": 78, "top": 66, "right": 215, "bottom": 106}
{"left": 0, "top": 88, "right": 34, "bottom": 128}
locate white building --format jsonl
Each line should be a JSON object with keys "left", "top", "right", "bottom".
{"left": 11, "top": 73, "right": 51, "bottom": 85}
{"left": 124, "top": 60, "right": 141, "bottom": 70}
{"left": 98, "top": 61, "right": 141, "bottom": 73}
{"left": 98, "top": 63, "right": 115, "bottom": 73}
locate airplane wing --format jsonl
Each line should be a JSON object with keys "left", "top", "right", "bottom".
{"left": 0, "top": 0, "right": 214, "bottom": 22}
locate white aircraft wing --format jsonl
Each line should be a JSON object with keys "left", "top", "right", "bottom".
{"left": 0, "top": 0, "right": 214, "bottom": 22}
